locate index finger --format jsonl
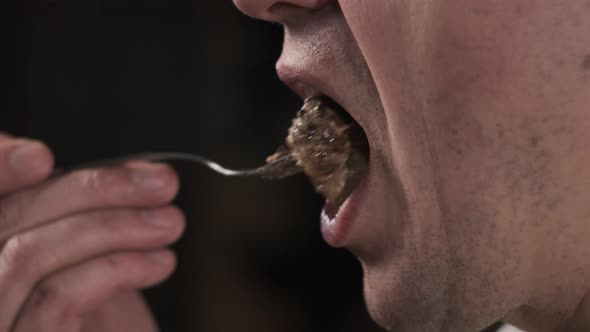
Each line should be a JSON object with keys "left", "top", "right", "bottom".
{"left": 0, "top": 161, "right": 179, "bottom": 240}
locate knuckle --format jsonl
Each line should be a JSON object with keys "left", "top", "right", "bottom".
{"left": 71, "top": 168, "right": 135, "bottom": 201}
{"left": 1, "top": 231, "right": 58, "bottom": 284}
{"left": 72, "top": 169, "right": 103, "bottom": 193}
{"left": 1, "top": 234, "right": 38, "bottom": 273}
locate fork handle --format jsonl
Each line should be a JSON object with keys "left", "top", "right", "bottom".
{"left": 51, "top": 151, "right": 302, "bottom": 179}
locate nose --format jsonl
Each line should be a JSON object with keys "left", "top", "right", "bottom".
{"left": 233, "top": 0, "right": 330, "bottom": 23}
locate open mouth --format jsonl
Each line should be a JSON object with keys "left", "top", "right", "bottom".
{"left": 266, "top": 95, "right": 370, "bottom": 210}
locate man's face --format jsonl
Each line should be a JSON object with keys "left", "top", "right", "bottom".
{"left": 234, "top": 1, "right": 590, "bottom": 331}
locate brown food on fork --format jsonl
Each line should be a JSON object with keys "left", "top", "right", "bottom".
{"left": 266, "top": 96, "right": 369, "bottom": 207}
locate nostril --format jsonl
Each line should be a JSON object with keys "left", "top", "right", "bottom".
{"left": 291, "top": 0, "right": 331, "bottom": 9}
{"left": 233, "top": 0, "right": 274, "bottom": 20}
{"left": 269, "top": 0, "right": 332, "bottom": 17}
{"left": 234, "top": 0, "right": 333, "bottom": 23}
{"left": 270, "top": 0, "right": 331, "bottom": 11}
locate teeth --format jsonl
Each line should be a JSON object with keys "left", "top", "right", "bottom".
{"left": 321, "top": 208, "right": 336, "bottom": 226}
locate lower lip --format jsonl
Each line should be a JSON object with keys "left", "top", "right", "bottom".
{"left": 320, "top": 175, "right": 369, "bottom": 247}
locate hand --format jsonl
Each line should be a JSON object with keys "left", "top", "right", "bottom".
{"left": 0, "top": 133, "right": 185, "bottom": 331}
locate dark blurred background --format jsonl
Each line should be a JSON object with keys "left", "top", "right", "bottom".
{"left": 8, "top": 1, "right": 504, "bottom": 331}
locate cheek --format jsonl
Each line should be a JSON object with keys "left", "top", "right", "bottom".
{"left": 341, "top": 0, "right": 590, "bottom": 328}
{"left": 422, "top": 0, "right": 581, "bottom": 242}
{"left": 420, "top": 1, "right": 590, "bottom": 314}
{"left": 422, "top": 1, "right": 540, "bottom": 290}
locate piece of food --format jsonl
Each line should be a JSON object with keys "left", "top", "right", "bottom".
{"left": 266, "top": 96, "right": 369, "bottom": 207}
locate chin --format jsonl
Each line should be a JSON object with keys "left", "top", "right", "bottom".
{"left": 358, "top": 242, "right": 455, "bottom": 332}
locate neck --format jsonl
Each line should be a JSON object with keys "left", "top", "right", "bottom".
{"left": 504, "top": 108, "right": 590, "bottom": 332}
{"left": 560, "top": 292, "right": 590, "bottom": 332}
{"left": 505, "top": 291, "right": 590, "bottom": 332}
{"left": 504, "top": 197, "right": 590, "bottom": 332}
{"left": 505, "top": 213, "right": 590, "bottom": 332}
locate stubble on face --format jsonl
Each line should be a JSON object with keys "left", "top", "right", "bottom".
{"left": 338, "top": 0, "right": 590, "bottom": 331}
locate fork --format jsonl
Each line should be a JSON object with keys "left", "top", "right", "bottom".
{"left": 53, "top": 151, "right": 302, "bottom": 180}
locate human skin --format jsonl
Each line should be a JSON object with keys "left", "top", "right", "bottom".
{"left": 0, "top": 133, "right": 185, "bottom": 331}
{"left": 233, "top": 1, "right": 590, "bottom": 331}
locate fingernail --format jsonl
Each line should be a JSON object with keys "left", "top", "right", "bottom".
{"left": 9, "top": 143, "right": 48, "bottom": 175}
{"left": 131, "top": 165, "right": 169, "bottom": 189}
{"left": 142, "top": 209, "right": 178, "bottom": 228}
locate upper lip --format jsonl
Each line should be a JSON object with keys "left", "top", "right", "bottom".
{"left": 275, "top": 63, "right": 363, "bottom": 127}
{"left": 274, "top": 9, "right": 374, "bottom": 155}
{"left": 276, "top": 58, "right": 373, "bottom": 179}
{"left": 276, "top": 63, "right": 328, "bottom": 101}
